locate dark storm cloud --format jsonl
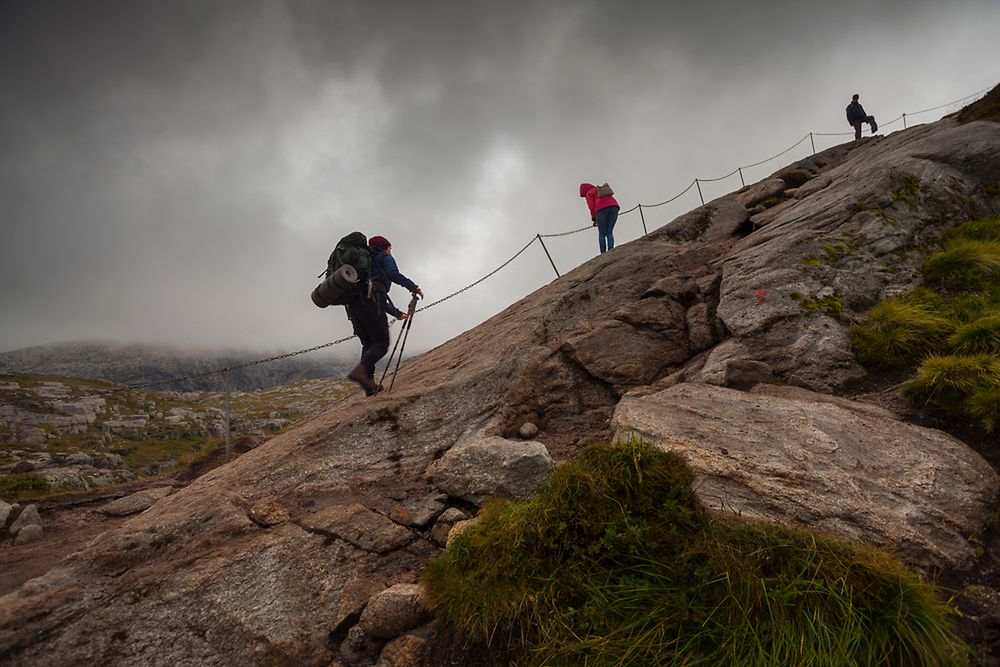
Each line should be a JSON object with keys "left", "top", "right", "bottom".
{"left": 1, "top": 0, "right": 997, "bottom": 356}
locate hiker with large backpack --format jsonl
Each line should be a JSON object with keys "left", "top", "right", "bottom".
{"left": 345, "top": 235, "right": 423, "bottom": 395}
{"left": 580, "top": 182, "right": 620, "bottom": 254}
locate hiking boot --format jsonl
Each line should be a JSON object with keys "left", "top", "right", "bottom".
{"left": 348, "top": 365, "right": 378, "bottom": 393}
{"left": 870, "top": 122, "right": 878, "bottom": 133}
{"left": 365, "top": 383, "right": 384, "bottom": 397}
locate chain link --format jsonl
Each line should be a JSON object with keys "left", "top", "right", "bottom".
{"left": 416, "top": 236, "right": 539, "bottom": 312}
{"left": 538, "top": 224, "right": 592, "bottom": 239}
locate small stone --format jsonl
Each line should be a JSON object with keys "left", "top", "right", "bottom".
{"left": 9, "top": 504, "right": 40, "bottom": 534}
{"left": 518, "top": 422, "right": 538, "bottom": 439}
{"left": 447, "top": 518, "right": 481, "bottom": 548}
{"left": 248, "top": 498, "right": 290, "bottom": 527}
{"left": 14, "top": 524, "right": 43, "bottom": 544}
{"left": 340, "top": 625, "right": 380, "bottom": 665}
{"left": 359, "top": 584, "right": 431, "bottom": 640}
{"left": 377, "top": 633, "right": 428, "bottom": 667}
{"left": 388, "top": 506, "right": 413, "bottom": 526}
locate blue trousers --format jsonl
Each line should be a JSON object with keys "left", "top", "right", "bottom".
{"left": 596, "top": 206, "right": 619, "bottom": 253}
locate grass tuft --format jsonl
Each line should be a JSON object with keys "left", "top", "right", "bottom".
{"left": 923, "top": 239, "right": 1000, "bottom": 290}
{"left": 966, "top": 387, "right": 1000, "bottom": 433}
{"left": 849, "top": 299, "right": 953, "bottom": 366}
{"left": 853, "top": 216, "right": 1000, "bottom": 431}
{"left": 900, "top": 354, "right": 1000, "bottom": 414}
{"left": 424, "top": 441, "right": 967, "bottom": 666}
{"left": 948, "top": 313, "right": 1000, "bottom": 354}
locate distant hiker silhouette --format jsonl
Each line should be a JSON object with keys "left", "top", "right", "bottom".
{"left": 846, "top": 94, "right": 877, "bottom": 140}
{"left": 580, "top": 182, "right": 620, "bottom": 254}
{"left": 344, "top": 235, "right": 423, "bottom": 396}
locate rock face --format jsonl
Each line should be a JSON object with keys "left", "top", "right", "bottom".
{"left": 1, "top": 117, "right": 999, "bottom": 665}
{"left": 612, "top": 383, "right": 999, "bottom": 570}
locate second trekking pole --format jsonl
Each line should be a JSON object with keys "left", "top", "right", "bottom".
{"left": 387, "top": 294, "right": 418, "bottom": 393}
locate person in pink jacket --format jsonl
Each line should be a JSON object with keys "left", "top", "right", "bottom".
{"left": 579, "top": 182, "right": 620, "bottom": 253}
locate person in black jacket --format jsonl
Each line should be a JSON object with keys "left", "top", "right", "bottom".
{"left": 846, "top": 94, "right": 877, "bottom": 140}
{"left": 345, "top": 235, "right": 423, "bottom": 396}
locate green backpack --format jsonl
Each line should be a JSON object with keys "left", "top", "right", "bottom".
{"left": 327, "top": 231, "right": 371, "bottom": 282}
{"left": 311, "top": 232, "right": 372, "bottom": 308}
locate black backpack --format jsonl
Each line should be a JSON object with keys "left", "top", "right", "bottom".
{"left": 310, "top": 232, "right": 372, "bottom": 308}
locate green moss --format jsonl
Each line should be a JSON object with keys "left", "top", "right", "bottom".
{"left": 800, "top": 254, "right": 821, "bottom": 268}
{"left": 794, "top": 289, "right": 844, "bottom": 320}
{"left": 890, "top": 173, "right": 922, "bottom": 212}
{"left": 821, "top": 242, "right": 853, "bottom": 265}
{"left": 424, "top": 441, "right": 967, "bottom": 667}
{"left": 848, "top": 200, "right": 896, "bottom": 225}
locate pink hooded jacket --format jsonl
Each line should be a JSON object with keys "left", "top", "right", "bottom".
{"left": 579, "top": 182, "right": 619, "bottom": 221}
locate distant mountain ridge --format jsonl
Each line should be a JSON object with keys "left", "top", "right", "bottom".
{"left": 0, "top": 341, "right": 352, "bottom": 392}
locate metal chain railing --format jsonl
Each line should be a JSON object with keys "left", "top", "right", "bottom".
{"left": 12, "top": 84, "right": 987, "bottom": 395}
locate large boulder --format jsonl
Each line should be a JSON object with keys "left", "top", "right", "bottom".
{"left": 612, "top": 383, "right": 1000, "bottom": 571}
{"left": 428, "top": 435, "right": 553, "bottom": 505}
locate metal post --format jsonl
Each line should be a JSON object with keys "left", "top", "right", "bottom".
{"left": 536, "top": 234, "right": 560, "bottom": 278}
{"left": 902, "top": 112, "right": 907, "bottom": 129}
{"left": 738, "top": 167, "right": 745, "bottom": 187}
{"left": 809, "top": 132, "right": 816, "bottom": 155}
{"left": 638, "top": 204, "right": 648, "bottom": 236}
{"left": 695, "top": 179, "right": 704, "bottom": 206}
{"left": 223, "top": 369, "right": 232, "bottom": 462}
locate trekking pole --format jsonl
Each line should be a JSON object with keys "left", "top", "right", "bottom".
{"left": 387, "top": 294, "right": 419, "bottom": 393}
{"left": 379, "top": 317, "right": 408, "bottom": 389}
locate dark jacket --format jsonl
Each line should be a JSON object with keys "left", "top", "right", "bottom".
{"left": 846, "top": 101, "right": 867, "bottom": 124}
{"left": 370, "top": 250, "right": 418, "bottom": 318}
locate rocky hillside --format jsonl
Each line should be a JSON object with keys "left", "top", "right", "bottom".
{"left": 0, "top": 341, "right": 353, "bottom": 392}
{"left": 1, "top": 106, "right": 999, "bottom": 666}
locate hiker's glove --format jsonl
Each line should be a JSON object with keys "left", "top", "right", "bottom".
{"left": 413, "top": 287, "right": 424, "bottom": 299}
{"left": 397, "top": 312, "right": 409, "bottom": 321}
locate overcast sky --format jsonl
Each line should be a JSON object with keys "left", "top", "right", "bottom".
{"left": 1, "top": 0, "right": 997, "bottom": 363}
